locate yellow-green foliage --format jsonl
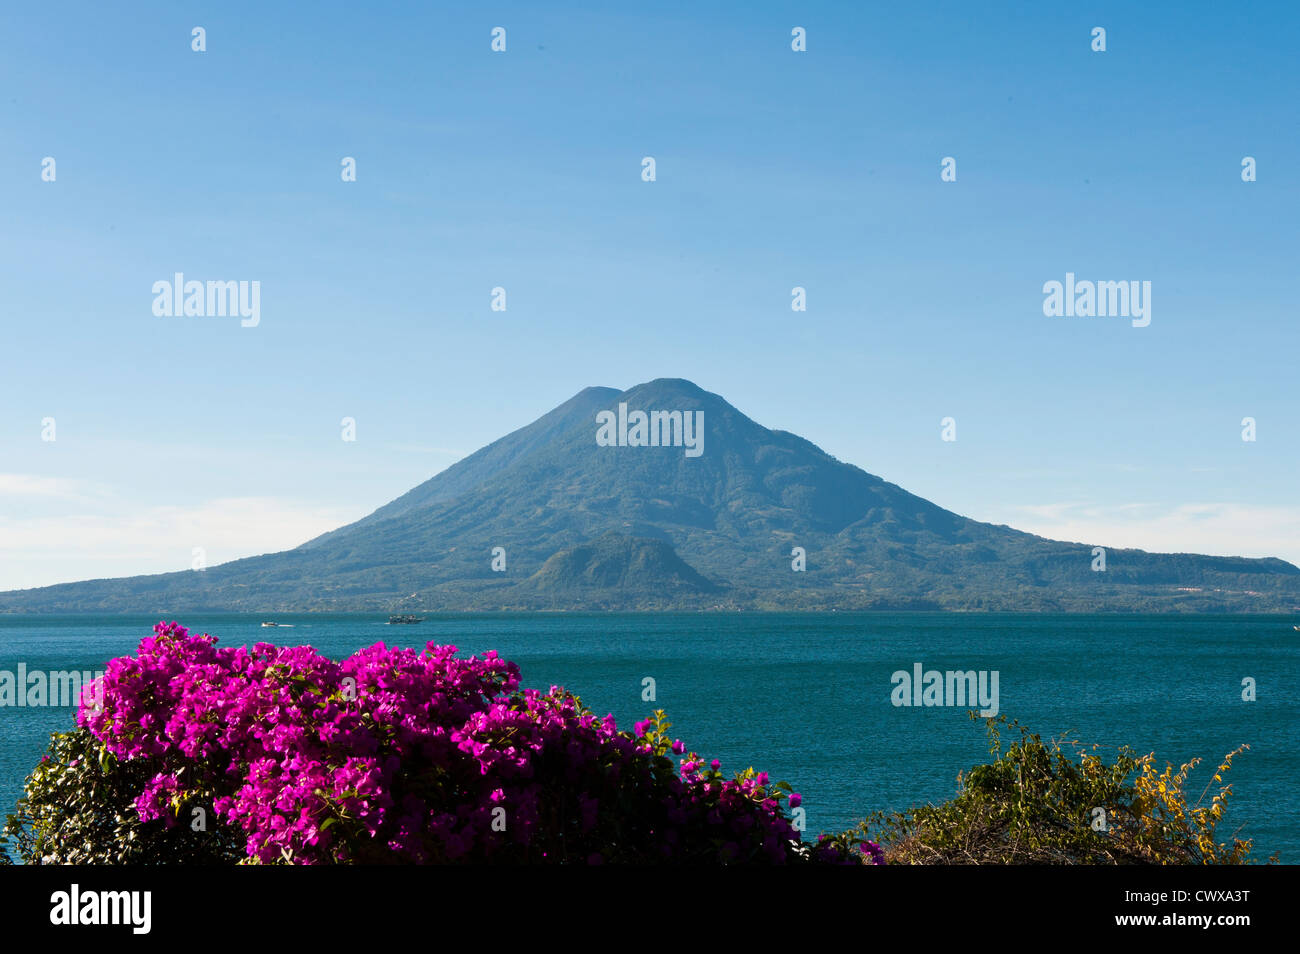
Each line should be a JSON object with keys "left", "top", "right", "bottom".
{"left": 1129, "top": 745, "right": 1255, "bottom": 864}
{"left": 868, "top": 713, "right": 1271, "bottom": 865}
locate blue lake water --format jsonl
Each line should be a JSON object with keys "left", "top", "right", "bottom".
{"left": 1, "top": 612, "right": 1295, "bottom": 861}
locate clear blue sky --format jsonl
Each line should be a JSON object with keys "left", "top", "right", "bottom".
{"left": 1, "top": 1, "right": 1297, "bottom": 589}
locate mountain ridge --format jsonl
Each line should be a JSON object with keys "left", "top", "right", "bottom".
{"left": 3, "top": 378, "right": 1297, "bottom": 614}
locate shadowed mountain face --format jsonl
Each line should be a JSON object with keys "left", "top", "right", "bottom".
{"left": 4, "top": 378, "right": 1299, "bottom": 614}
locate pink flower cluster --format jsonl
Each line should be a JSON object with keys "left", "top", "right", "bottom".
{"left": 78, "top": 621, "right": 880, "bottom": 865}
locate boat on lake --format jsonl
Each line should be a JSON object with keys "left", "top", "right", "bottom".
{"left": 387, "top": 614, "right": 424, "bottom": 625}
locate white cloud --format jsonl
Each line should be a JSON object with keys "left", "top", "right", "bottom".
{"left": 996, "top": 501, "right": 1300, "bottom": 567}
{"left": 0, "top": 473, "right": 105, "bottom": 502}
{"left": 0, "top": 497, "right": 364, "bottom": 591}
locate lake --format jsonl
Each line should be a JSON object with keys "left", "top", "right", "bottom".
{"left": 1, "top": 612, "right": 1294, "bottom": 860}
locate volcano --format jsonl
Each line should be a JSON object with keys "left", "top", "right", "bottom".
{"left": 4, "top": 378, "right": 1298, "bottom": 614}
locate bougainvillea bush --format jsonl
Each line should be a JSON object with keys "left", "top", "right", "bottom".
{"left": 4, "top": 622, "right": 881, "bottom": 865}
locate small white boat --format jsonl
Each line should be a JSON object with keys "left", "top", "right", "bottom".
{"left": 261, "top": 621, "right": 278, "bottom": 628}
{"left": 1294, "top": 625, "right": 1300, "bottom": 632}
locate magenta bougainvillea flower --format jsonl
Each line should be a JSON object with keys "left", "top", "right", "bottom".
{"left": 77, "top": 621, "right": 882, "bottom": 865}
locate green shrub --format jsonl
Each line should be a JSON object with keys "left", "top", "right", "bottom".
{"left": 3, "top": 727, "right": 243, "bottom": 865}
{"left": 864, "top": 713, "right": 1273, "bottom": 864}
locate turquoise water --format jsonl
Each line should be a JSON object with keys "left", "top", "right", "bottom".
{"left": 1, "top": 613, "right": 1295, "bottom": 860}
